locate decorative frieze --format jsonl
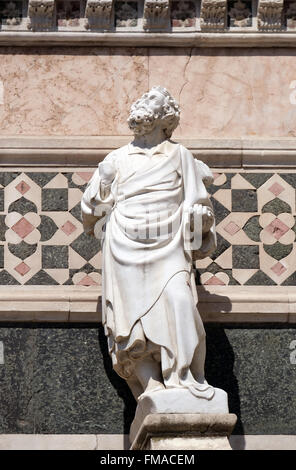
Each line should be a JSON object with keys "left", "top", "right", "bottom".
{"left": 143, "top": 0, "right": 170, "bottom": 30}
{"left": 27, "top": 0, "right": 54, "bottom": 30}
{"left": 0, "top": 1, "right": 296, "bottom": 41}
{"left": 228, "top": 0, "right": 252, "bottom": 27}
{"left": 200, "top": 0, "right": 227, "bottom": 31}
{"left": 85, "top": 0, "right": 113, "bottom": 29}
{"left": 257, "top": 0, "right": 284, "bottom": 30}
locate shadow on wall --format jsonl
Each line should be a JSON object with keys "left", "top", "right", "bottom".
{"left": 97, "top": 325, "right": 136, "bottom": 441}
{"left": 97, "top": 284, "right": 246, "bottom": 449}
{"left": 196, "top": 284, "right": 246, "bottom": 448}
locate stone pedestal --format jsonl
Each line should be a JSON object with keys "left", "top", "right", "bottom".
{"left": 130, "top": 413, "right": 237, "bottom": 450}
{"left": 129, "top": 388, "right": 237, "bottom": 450}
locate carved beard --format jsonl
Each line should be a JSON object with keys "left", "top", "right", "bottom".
{"left": 127, "top": 103, "right": 158, "bottom": 136}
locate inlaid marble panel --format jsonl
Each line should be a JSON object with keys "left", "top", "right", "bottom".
{"left": 0, "top": 169, "right": 295, "bottom": 286}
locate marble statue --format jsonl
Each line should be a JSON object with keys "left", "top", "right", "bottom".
{"left": 81, "top": 86, "right": 218, "bottom": 405}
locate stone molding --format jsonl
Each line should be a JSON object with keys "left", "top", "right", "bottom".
{"left": 3, "top": 31, "right": 296, "bottom": 47}
{"left": 0, "top": 434, "right": 296, "bottom": 451}
{"left": 0, "top": 433, "right": 295, "bottom": 450}
{"left": 257, "top": 0, "right": 284, "bottom": 31}
{"left": 130, "top": 413, "right": 237, "bottom": 450}
{"left": 1, "top": 136, "right": 296, "bottom": 167}
{"left": 0, "top": 285, "right": 295, "bottom": 322}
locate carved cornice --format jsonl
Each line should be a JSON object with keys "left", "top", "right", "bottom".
{"left": 85, "top": 0, "right": 114, "bottom": 30}
{"left": 0, "top": 285, "right": 294, "bottom": 323}
{"left": 257, "top": 0, "right": 284, "bottom": 31}
{"left": 143, "top": 0, "right": 170, "bottom": 30}
{"left": 200, "top": 0, "right": 227, "bottom": 31}
{"left": 27, "top": 0, "right": 55, "bottom": 31}
{"left": 2, "top": 31, "right": 296, "bottom": 47}
{"left": 1, "top": 136, "right": 296, "bottom": 167}
{"left": 0, "top": 0, "right": 296, "bottom": 41}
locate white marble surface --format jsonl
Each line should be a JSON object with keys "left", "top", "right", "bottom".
{"left": 81, "top": 87, "right": 218, "bottom": 406}
{"left": 130, "top": 387, "right": 229, "bottom": 443}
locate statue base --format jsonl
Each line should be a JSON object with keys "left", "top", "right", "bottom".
{"left": 130, "top": 413, "right": 237, "bottom": 450}
{"left": 129, "top": 388, "right": 236, "bottom": 450}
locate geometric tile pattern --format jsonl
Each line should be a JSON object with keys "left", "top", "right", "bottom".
{"left": 0, "top": 169, "right": 295, "bottom": 286}
{"left": 0, "top": 169, "right": 101, "bottom": 286}
{"left": 196, "top": 171, "right": 296, "bottom": 286}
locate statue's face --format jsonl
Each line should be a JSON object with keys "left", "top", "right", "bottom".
{"left": 128, "top": 89, "right": 166, "bottom": 136}
{"left": 136, "top": 90, "right": 166, "bottom": 116}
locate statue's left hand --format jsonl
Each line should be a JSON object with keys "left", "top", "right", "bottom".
{"left": 202, "top": 207, "right": 214, "bottom": 233}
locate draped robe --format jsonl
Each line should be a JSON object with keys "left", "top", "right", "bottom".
{"left": 81, "top": 140, "right": 216, "bottom": 400}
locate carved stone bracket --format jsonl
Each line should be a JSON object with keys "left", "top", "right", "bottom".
{"left": 200, "top": 0, "right": 227, "bottom": 31}
{"left": 257, "top": 0, "right": 284, "bottom": 31}
{"left": 27, "top": 0, "right": 55, "bottom": 31}
{"left": 143, "top": 0, "right": 170, "bottom": 30}
{"left": 85, "top": 0, "right": 114, "bottom": 30}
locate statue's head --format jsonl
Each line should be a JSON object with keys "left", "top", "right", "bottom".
{"left": 127, "top": 86, "right": 180, "bottom": 138}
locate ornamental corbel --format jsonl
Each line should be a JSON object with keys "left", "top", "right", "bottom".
{"left": 257, "top": 0, "right": 284, "bottom": 31}
{"left": 27, "top": 0, "right": 54, "bottom": 31}
{"left": 143, "top": 0, "right": 170, "bottom": 30}
{"left": 200, "top": 0, "right": 227, "bottom": 31}
{"left": 85, "top": 0, "right": 114, "bottom": 30}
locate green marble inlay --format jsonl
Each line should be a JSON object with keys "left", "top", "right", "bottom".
{"left": 242, "top": 215, "right": 262, "bottom": 242}
{"left": 233, "top": 245, "right": 259, "bottom": 269}
{"left": 245, "top": 270, "right": 277, "bottom": 286}
{"left": 0, "top": 325, "right": 295, "bottom": 435}
{"left": 263, "top": 242, "right": 293, "bottom": 261}
{"left": 232, "top": 189, "right": 257, "bottom": 212}
{"left": 241, "top": 173, "right": 272, "bottom": 189}
{"left": 262, "top": 198, "right": 292, "bottom": 216}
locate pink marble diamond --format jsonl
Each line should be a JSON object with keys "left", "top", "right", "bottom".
{"left": 15, "top": 180, "right": 30, "bottom": 195}
{"left": 268, "top": 182, "right": 284, "bottom": 197}
{"left": 61, "top": 220, "right": 77, "bottom": 236}
{"left": 271, "top": 262, "right": 287, "bottom": 276}
{"left": 223, "top": 221, "right": 240, "bottom": 236}
{"left": 78, "top": 274, "right": 98, "bottom": 286}
{"left": 265, "top": 218, "right": 290, "bottom": 240}
{"left": 14, "top": 262, "right": 30, "bottom": 276}
{"left": 11, "top": 217, "right": 34, "bottom": 239}
{"left": 204, "top": 275, "right": 226, "bottom": 286}
{"left": 76, "top": 172, "right": 94, "bottom": 183}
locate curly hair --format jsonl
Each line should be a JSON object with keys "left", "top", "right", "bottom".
{"left": 128, "top": 86, "right": 180, "bottom": 138}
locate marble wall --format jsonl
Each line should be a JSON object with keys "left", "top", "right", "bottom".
{"left": 0, "top": 43, "right": 295, "bottom": 443}
{"left": 1, "top": 47, "right": 296, "bottom": 138}
{"left": 0, "top": 324, "right": 295, "bottom": 436}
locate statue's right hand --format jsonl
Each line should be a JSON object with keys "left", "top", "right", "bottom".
{"left": 98, "top": 161, "right": 117, "bottom": 185}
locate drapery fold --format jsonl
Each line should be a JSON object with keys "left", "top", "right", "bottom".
{"left": 81, "top": 141, "right": 216, "bottom": 398}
